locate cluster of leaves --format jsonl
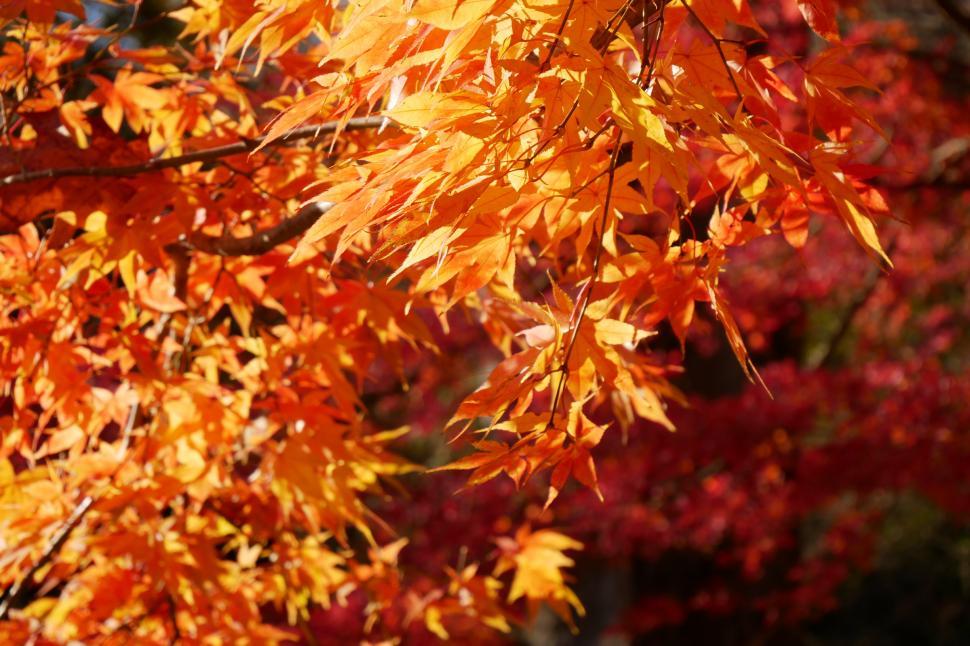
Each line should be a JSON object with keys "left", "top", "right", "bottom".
{"left": 351, "top": 7, "right": 970, "bottom": 641}
{"left": 0, "top": 0, "right": 906, "bottom": 642}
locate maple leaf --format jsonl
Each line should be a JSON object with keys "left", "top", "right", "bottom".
{"left": 495, "top": 526, "right": 586, "bottom": 631}
{"left": 90, "top": 69, "right": 169, "bottom": 134}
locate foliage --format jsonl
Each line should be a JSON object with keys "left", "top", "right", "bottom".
{"left": 1, "top": 0, "right": 959, "bottom": 643}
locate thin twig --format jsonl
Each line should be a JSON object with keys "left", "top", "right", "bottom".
{"left": 548, "top": 129, "right": 624, "bottom": 428}
{"left": 0, "top": 393, "right": 147, "bottom": 619}
{"left": 0, "top": 496, "right": 94, "bottom": 619}
{"left": 118, "top": 400, "right": 140, "bottom": 458}
{"left": 807, "top": 238, "right": 899, "bottom": 369}
{"left": 682, "top": 2, "right": 743, "bottom": 99}
{"left": 541, "top": 0, "right": 576, "bottom": 70}
{"left": 595, "top": 0, "right": 636, "bottom": 55}
{"left": 637, "top": 8, "right": 667, "bottom": 88}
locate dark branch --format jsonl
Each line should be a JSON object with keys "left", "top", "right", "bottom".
{"left": 167, "top": 200, "right": 333, "bottom": 258}
{"left": 1, "top": 116, "right": 392, "bottom": 186}
{"left": 0, "top": 496, "right": 94, "bottom": 619}
{"left": 935, "top": 0, "right": 970, "bottom": 36}
{"left": 807, "top": 266, "right": 882, "bottom": 370}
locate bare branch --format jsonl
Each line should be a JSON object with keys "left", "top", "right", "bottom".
{"left": 1, "top": 116, "right": 392, "bottom": 186}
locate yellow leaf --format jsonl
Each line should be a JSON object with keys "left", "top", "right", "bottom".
{"left": 498, "top": 527, "right": 585, "bottom": 629}
{"left": 384, "top": 92, "right": 487, "bottom": 129}
{"left": 593, "top": 318, "right": 654, "bottom": 346}
{"left": 42, "top": 426, "right": 85, "bottom": 456}
{"left": 408, "top": 0, "right": 497, "bottom": 30}
{"left": 608, "top": 74, "right": 672, "bottom": 152}
{"left": 118, "top": 251, "right": 137, "bottom": 298}
{"left": 841, "top": 201, "right": 892, "bottom": 266}
{"left": 425, "top": 606, "right": 449, "bottom": 640}
{"left": 0, "top": 458, "right": 13, "bottom": 488}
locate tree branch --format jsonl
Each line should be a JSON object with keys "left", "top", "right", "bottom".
{"left": 0, "top": 400, "right": 142, "bottom": 619}
{"left": 806, "top": 266, "right": 882, "bottom": 370}
{"left": 166, "top": 201, "right": 333, "bottom": 258}
{"left": 1, "top": 116, "right": 392, "bottom": 186}
{"left": 0, "top": 496, "right": 94, "bottom": 619}
{"left": 935, "top": 0, "right": 970, "bottom": 36}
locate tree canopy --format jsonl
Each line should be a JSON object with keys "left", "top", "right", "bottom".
{"left": 3, "top": 0, "right": 966, "bottom": 643}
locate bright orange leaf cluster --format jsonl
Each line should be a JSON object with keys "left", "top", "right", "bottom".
{"left": 0, "top": 0, "right": 888, "bottom": 642}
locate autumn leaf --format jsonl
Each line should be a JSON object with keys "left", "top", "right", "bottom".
{"left": 798, "top": 0, "right": 840, "bottom": 41}
{"left": 90, "top": 69, "right": 168, "bottom": 134}
{"left": 495, "top": 526, "right": 585, "bottom": 631}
